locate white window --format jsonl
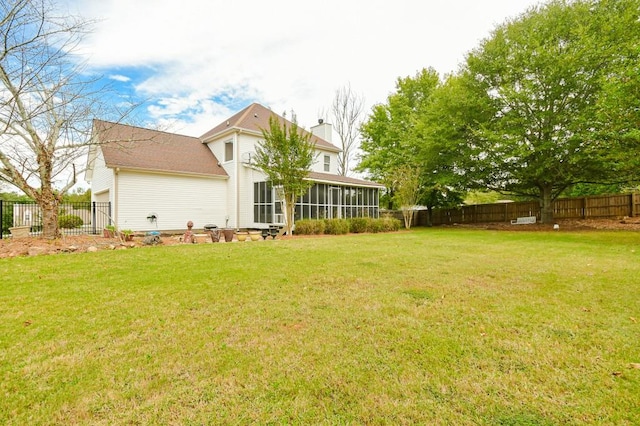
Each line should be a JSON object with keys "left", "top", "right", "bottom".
{"left": 324, "top": 155, "right": 330, "bottom": 172}
{"left": 225, "top": 141, "right": 234, "bottom": 162}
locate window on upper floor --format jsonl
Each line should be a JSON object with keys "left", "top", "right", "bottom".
{"left": 225, "top": 141, "right": 234, "bottom": 162}
{"left": 324, "top": 155, "right": 330, "bottom": 172}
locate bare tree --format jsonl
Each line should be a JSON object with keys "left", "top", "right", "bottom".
{"left": 331, "top": 83, "right": 364, "bottom": 176}
{"left": 0, "top": 0, "right": 107, "bottom": 238}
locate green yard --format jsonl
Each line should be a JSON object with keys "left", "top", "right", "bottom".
{"left": 1, "top": 229, "right": 639, "bottom": 425}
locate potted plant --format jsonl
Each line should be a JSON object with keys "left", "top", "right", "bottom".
{"left": 222, "top": 228, "right": 235, "bottom": 242}
{"left": 236, "top": 230, "right": 248, "bottom": 242}
{"left": 120, "top": 229, "right": 134, "bottom": 241}
{"left": 222, "top": 216, "right": 234, "bottom": 242}
{"left": 103, "top": 225, "right": 116, "bottom": 238}
{"left": 249, "top": 230, "right": 261, "bottom": 241}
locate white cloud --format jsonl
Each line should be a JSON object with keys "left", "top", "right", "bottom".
{"left": 108, "top": 74, "right": 130, "bottom": 82}
{"left": 69, "top": 0, "right": 541, "bottom": 136}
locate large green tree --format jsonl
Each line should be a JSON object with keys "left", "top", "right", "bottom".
{"left": 358, "top": 68, "right": 464, "bottom": 220}
{"left": 254, "top": 115, "right": 316, "bottom": 236}
{"left": 451, "top": 0, "right": 640, "bottom": 223}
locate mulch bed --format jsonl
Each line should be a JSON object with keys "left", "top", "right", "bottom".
{"left": 1, "top": 218, "right": 639, "bottom": 258}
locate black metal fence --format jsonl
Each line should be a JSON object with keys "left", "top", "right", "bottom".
{"left": 0, "top": 200, "right": 111, "bottom": 239}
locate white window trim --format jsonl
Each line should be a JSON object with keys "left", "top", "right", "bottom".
{"left": 224, "top": 140, "right": 234, "bottom": 162}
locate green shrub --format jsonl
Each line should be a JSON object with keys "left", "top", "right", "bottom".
{"left": 369, "top": 218, "right": 385, "bottom": 233}
{"left": 349, "top": 217, "right": 371, "bottom": 233}
{"left": 380, "top": 216, "right": 402, "bottom": 231}
{"left": 294, "top": 219, "right": 325, "bottom": 235}
{"left": 58, "top": 214, "right": 83, "bottom": 229}
{"left": 298, "top": 217, "right": 400, "bottom": 235}
{"left": 323, "top": 219, "right": 350, "bottom": 235}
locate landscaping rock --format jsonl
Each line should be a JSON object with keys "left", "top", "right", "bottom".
{"left": 27, "top": 246, "right": 48, "bottom": 256}
{"left": 142, "top": 235, "right": 161, "bottom": 245}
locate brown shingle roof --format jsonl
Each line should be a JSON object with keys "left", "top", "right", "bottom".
{"left": 307, "top": 172, "right": 384, "bottom": 188}
{"left": 199, "top": 103, "right": 340, "bottom": 152}
{"left": 93, "top": 120, "right": 228, "bottom": 178}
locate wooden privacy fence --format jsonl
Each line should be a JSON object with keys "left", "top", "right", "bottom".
{"left": 404, "top": 192, "right": 640, "bottom": 226}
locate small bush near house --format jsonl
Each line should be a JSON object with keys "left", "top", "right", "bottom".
{"left": 294, "top": 219, "right": 325, "bottom": 235}
{"left": 369, "top": 218, "right": 385, "bottom": 233}
{"left": 296, "top": 217, "right": 401, "bottom": 235}
{"left": 380, "top": 216, "right": 402, "bottom": 232}
{"left": 58, "top": 214, "right": 83, "bottom": 229}
{"left": 323, "top": 218, "right": 350, "bottom": 235}
{"left": 349, "top": 217, "right": 371, "bottom": 233}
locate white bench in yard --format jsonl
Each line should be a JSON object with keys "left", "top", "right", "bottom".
{"left": 511, "top": 216, "right": 537, "bottom": 225}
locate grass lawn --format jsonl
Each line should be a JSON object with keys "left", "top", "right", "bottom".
{"left": 1, "top": 228, "right": 639, "bottom": 425}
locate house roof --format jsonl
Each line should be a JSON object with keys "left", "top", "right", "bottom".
{"left": 92, "top": 120, "right": 228, "bottom": 178}
{"left": 199, "top": 103, "right": 340, "bottom": 152}
{"left": 307, "top": 172, "right": 385, "bottom": 188}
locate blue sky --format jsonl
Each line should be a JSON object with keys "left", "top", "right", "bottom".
{"left": 67, "top": 0, "right": 542, "bottom": 137}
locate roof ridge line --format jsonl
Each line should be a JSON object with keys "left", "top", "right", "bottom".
{"left": 234, "top": 103, "right": 259, "bottom": 128}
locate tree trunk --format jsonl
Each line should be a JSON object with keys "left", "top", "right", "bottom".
{"left": 401, "top": 207, "right": 413, "bottom": 229}
{"left": 38, "top": 198, "right": 60, "bottom": 239}
{"left": 539, "top": 185, "right": 554, "bottom": 224}
{"left": 426, "top": 206, "right": 433, "bottom": 227}
{"left": 285, "top": 193, "right": 295, "bottom": 236}
{"left": 387, "top": 189, "right": 394, "bottom": 210}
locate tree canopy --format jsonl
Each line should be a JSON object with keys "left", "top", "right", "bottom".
{"left": 448, "top": 0, "right": 640, "bottom": 222}
{"left": 358, "top": 68, "right": 464, "bottom": 218}
{"left": 358, "top": 0, "right": 640, "bottom": 223}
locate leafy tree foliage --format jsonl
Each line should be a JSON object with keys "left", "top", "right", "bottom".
{"left": 450, "top": 0, "right": 640, "bottom": 223}
{"left": 359, "top": 0, "right": 640, "bottom": 224}
{"left": 359, "top": 68, "right": 461, "bottom": 211}
{"left": 62, "top": 187, "right": 91, "bottom": 203}
{"left": 254, "top": 115, "right": 316, "bottom": 236}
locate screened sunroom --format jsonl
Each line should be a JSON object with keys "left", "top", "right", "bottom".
{"left": 253, "top": 176, "right": 382, "bottom": 226}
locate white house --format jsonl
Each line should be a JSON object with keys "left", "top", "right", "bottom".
{"left": 86, "top": 103, "right": 383, "bottom": 232}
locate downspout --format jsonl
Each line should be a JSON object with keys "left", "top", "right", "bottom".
{"left": 114, "top": 167, "right": 119, "bottom": 227}
{"left": 235, "top": 131, "right": 240, "bottom": 229}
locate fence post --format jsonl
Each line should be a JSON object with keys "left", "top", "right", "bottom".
{"left": 632, "top": 192, "right": 639, "bottom": 217}
{"left": 92, "top": 201, "right": 96, "bottom": 235}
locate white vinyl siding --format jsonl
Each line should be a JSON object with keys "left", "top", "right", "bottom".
{"left": 312, "top": 149, "right": 338, "bottom": 174}
{"left": 116, "top": 171, "right": 228, "bottom": 231}
{"left": 89, "top": 149, "right": 114, "bottom": 202}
